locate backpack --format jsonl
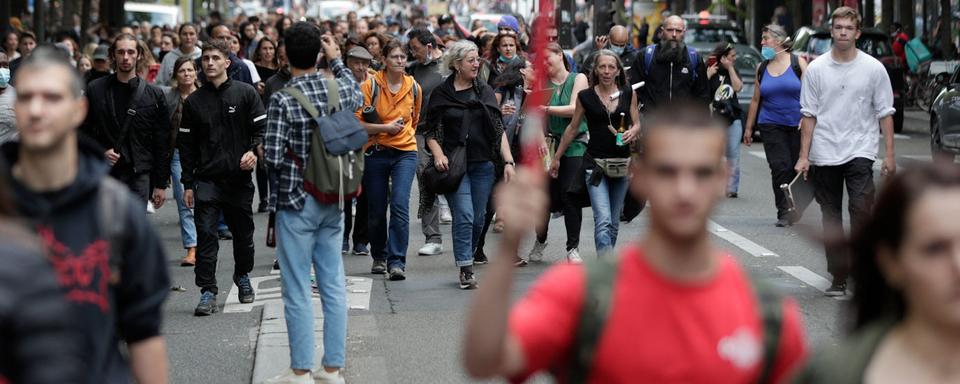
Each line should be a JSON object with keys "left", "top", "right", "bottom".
{"left": 280, "top": 80, "right": 366, "bottom": 210}
{"left": 97, "top": 177, "right": 131, "bottom": 285}
{"left": 368, "top": 77, "right": 420, "bottom": 108}
{"left": 642, "top": 44, "right": 701, "bottom": 81}
{"left": 756, "top": 54, "right": 802, "bottom": 86}
{"left": 564, "top": 257, "right": 785, "bottom": 384}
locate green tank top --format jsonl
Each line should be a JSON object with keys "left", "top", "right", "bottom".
{"left": 548, "top": 73, "right": 588, "bottom": 158}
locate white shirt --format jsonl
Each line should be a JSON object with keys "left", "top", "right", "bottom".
{"left": 242, "top": 58, "right": 260, "bottom": 83}
{"left": 800, "top": 50, "right": 895, "bottom": 166}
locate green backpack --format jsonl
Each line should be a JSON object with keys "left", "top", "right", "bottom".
{"left": 562, "top": 257, "right": 785, "bottom": 384}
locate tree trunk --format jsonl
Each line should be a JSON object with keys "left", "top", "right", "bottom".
{"left": 941, "top": 0, "right": 956, "bottom": 59}
{"left": 880, "top": 0, "right": 893, "bottom": 31}
{"left": 34, "top": 0, "right": 45, "bottom": 41}
{"left": 898, "top": 0, "right": 913, "bottom": 36}
{"left": 62, "top": 0, "right": 77, "bottom": 36}
{"left": 80, "top": 0, "right": 91, "bottom": 45}
{"left": 863, "top": 0, "right": 874, "bottom": 27}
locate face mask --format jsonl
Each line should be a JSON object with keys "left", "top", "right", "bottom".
{"left": 761, "top": 46, "right": 783, "bottom": 60}
{"left": 0, "top": 68, "right": 9, "bottom": 89}
{"left": 498, "top": 55, "right": 513, "bottom": 63}
{"left": 610, "top": 46, "right": 625, "bottom": 55}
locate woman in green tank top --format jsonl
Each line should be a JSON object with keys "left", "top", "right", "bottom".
{"left": 525, "top": 43, "right": 590, "bottom": 264}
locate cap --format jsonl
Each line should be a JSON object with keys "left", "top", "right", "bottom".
{"left": 497, "top": 15, "right": 519, "bottom": 33}
{"left": 346, "top": 46, "right": 374, "bottom": 61}
{"left": 92, "top": 45, "right": 109, "bottom": 61}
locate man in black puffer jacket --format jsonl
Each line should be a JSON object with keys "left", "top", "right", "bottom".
{"left": 81, "top": 34, "right": 171, "bottom": 207}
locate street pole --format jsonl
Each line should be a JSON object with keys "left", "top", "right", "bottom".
{"left": 34, "top": 0, "right": 45, "bottom": 42}
{"left": 940, "top": 0, "right": 955, "bottom": 59}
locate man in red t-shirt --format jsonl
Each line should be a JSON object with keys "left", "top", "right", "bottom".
{"left": 463, "top": 104, "right": 808, "bottom": 383}
{"left": 890, "top": 22, "right": 909, "bottom": 65}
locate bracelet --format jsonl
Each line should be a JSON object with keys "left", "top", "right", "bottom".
{"left": 505, "top": 161, "right": 516, "bottom": 166}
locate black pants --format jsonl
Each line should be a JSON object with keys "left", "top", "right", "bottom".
{"left": 759, "top": 124, "right": 814, "bottom": 220}
{"left": 537, "top": 156, "right": 583, "bottom": 250}
{"left": 110, "top": 165, "right": 151, "bottom": 202}
{"left": 194, "top": 179, "right": 256, "bottom": 294}
{"left": 255, "top": 162, "right": 269, "bottom": 206}
{"left": 810, "top": 158, "right": 876, "bottom": 283}
{"left": 342, "top": 192, "right": 369, "bottom": 246}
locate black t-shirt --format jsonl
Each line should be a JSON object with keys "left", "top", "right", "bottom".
{"left": 255, "top": 65, "right": 277, "bottom": 84}
{"left": 578, "top": 86, "right": 632, "bottom": 159}
{"left": 440, "top": 88, "right": 493, "bottom": 163}
{"left": 112, "top": 78, "right": 134, "bottom": 129}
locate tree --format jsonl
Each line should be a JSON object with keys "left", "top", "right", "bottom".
{"left": 941, "top": 0, "right": 956, "bottom": 59}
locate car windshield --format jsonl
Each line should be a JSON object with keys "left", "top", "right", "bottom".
{"left": 735, "top": 51, "right": 762, "bottom": 73}
{"left": 858, "top": 36, "right": 892, "bottom": 57}
{"left": 684, "top": 27, "right": 745, "bottom": 44}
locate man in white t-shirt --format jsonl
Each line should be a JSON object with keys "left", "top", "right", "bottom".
{"left": 795, "top": 7, "right": 896, "bottom": 297}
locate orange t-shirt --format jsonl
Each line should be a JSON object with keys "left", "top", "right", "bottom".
{"left": 355, "top": 71, "right": 421, "bottom": 152}
{"left": 508, "top": 245, "right": 808, "bottom": 383}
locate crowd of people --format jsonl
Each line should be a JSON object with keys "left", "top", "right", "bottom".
{"left": 0, "top": 4, "right": 958, "bottom": 384}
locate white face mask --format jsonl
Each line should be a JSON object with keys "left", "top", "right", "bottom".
{"left": 0, "top": 68, "right": 9, "bottom": 89}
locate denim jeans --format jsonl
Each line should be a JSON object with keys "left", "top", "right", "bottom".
{"left": 170, "top": 149, "right": 197, "bottom": 248}
{"left": 726, "top": 119, "right": 742, "bottom": 194}
{"left": 276, "top": 198, "right": 347, "bottom": 369}
{"left": 585, "top": 169, "right": 630, "bottom": 255}
{"left": 445, "top": 161, "right": 495, "bottom": 267}
{"left": 363, "top": 149, "right": 418, "bottom": 269}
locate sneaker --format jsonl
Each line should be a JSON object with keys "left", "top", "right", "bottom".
{"left": 342, "top": 240, "right": 350, "bottom": 254}
{"left": 566, "top": 248, "right": 583, "bottom": 264}
{"left": 235, "top": 275, "right": 255, "bottom": 304}
{"left": 371, "top": 260, "right": 387, "bottom": 274}
{"left": 388, "top": 267, "right": 406, "bottom": 281}
{"left": 825, "top": 281, "right": 847, "bottom": 297}
{"left": 257, "top": 202, "right": 269, "bottom": 213}
{"left": 418, "top": 243, "right": 443, "bottom": 256}
{"left": 775, "top": 218, "right": 791, "bottom": 227}
{"left": 727, "top": 192, "right": 739, "bottom": 198}
{"left": 514, "top": 256, "right": 528, "bottom": 267}
{"left": 459, "top": 267, "right": 478, "bottom": 290}
{"left": 194, "top": 291, "right": 218, "bottom": 316}
{"left": 473, "top": 248, "right": 489, "bottom": 265}
{"left": 528, "top": 241, "right": 547, "bottom": 262}
{"left": 272, "top": 259, "right": 280, "bottom": 270}
{"left": 440, "top": 206, "right": 453, "bottom": 224}
{"left": 265, "top": 370, "right": 313, "bottom": 384}
{"left": 313, "top": 368, "right": 346, "bottom": 383}
{"left": 146, "top": 201, "right": 156, "bottom": 214}
{"left": 352, "top": 243, "right": 370, "bottom": 255}
{"left": 218, "top": 229, "right": 233, "bottom": 240}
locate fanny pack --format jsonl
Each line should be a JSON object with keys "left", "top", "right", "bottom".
{"left": 594, "top": 158, "right": 630, "bottom": 178}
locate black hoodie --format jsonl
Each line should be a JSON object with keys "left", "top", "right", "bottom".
{"left": 0, "top": 138, "right": 170, "bottom": 384}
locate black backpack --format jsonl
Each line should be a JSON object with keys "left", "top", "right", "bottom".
{"left": 756, "top": 54, "right": 802, "bottom": 86}
{"left": 561, "top": 256, "right": 785, "bottom": 384}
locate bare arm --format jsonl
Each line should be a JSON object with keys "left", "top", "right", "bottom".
{"left": 795, "top": 115, "right": 816, "bottom": 179}
{"left": 552, "top": 98, "right": 586, "bottom": 161}
{"left": 728, "top": 66, "right": 743, "bottom": 92}
{"left": 129, "top": 336, "right": 169, "bottom": 384}
{"left": 879, "top": 115, "right": 896, "bottom": 175}
{"left": 743, "top": 73, "right": 762, "bottom": 145}
{"left": 623, "top": 90, "right": 642, "bottom": 142}
{"left": 427, "top": 138, "right": 444, "bottom": 157}
{"left": 545, "top": 74, "right": 588, "bottom": 118}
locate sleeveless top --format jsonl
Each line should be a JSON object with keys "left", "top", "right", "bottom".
{"left": 578, "top": 86, "right": 632, "bottom": 159}
{"left": 758, "top": 64, "right": 802, "bottom": 127}
{"left": 548, "top": 73, "right": 588, "bottom": 157}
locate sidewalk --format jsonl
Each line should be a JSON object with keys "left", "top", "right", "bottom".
{"left": 250, "top": 273, "right": 373, "bottom": 384}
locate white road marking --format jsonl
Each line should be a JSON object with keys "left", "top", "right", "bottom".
{"left": 749, "top": 151, "right": 766, "bottom": 160}
{"left": 894, "top": 133, "right": 910, "bottom": 140}
{"left": 708, "top": 221, "right": 779, "bottom": 257}
{"left": 777, "top": 266, "right": 831, "bottom": 292}
{"left": 223, "top": 274, "right": 374, "bottom": 313}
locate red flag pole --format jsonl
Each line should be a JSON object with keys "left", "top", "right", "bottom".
{"left": 518, "top": 0, "right": 556, "bottom": 172}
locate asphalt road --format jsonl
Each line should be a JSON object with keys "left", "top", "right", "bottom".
{"left": 155, "top": 109, "right": 934, "bottom": 384}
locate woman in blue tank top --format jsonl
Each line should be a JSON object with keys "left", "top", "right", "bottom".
{"left": 744, "top": 24, "right": 814, "bottom": 228}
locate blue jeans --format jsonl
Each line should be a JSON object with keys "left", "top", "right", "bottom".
{"left": 726, "top": 119, "right": 742, "bottom": 193}
{"left": 445, "top": 161, "right": 495, "bottom": 267}
{"left": 363, "top": 149, "right": 418, "bottom": 269}
{"left": 170, "top": 150, "right": 197, "bottom": 248}
{"left": 276, "top": 198, "right": 347, "bottom": 369}
{"left": 585, "top": 169, "right": 630, "bottom": 255}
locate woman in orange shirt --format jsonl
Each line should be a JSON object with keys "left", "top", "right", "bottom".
{"left": 356, "top": 39, "right": 423, "bottom": 281}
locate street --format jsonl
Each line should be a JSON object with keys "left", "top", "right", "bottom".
{"left": 154, "top": 110, "right": 933, "bottom": 384}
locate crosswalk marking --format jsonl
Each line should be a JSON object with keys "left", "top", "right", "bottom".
{"left": 709, "top": 221, "right": 779, "bottom": 257}
{"left": 223, "top": 274, "right": 374, "bottom": 313}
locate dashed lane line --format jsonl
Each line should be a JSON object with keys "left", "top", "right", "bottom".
{"left": 708, "top": 221, "right": 779, "bottom": 257}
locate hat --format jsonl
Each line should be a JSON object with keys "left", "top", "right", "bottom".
{"left": 497, "top": 15, "right": 519, "bottom": 33}
{"left": 346, "top": 46, "right": 373, "bottom": 61}
{"left": 92, "top": 45, "right": 109, "bottom": 61}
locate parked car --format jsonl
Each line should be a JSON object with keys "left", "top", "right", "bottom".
{"left": 929, "top": 64, "right": 960, "bottom": 161}
{"left": 683, "top": 20, "right": 764, "bottom": 123}
{"left": 792, "top": 26, "right": 906, "bottom": 132}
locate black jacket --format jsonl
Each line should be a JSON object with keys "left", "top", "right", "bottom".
{"left": 178, "top": 78, "right": 266, "bottom": 189}
{"left": 629, "top": 44, "right": 711, "bottom": 111}
{"left": 0, "top": 227, "right": 83, "bottom": 384}
{"left": 80, "top": 75, "right": 172, "bottom": 188}
{"left": 1, "top": 138, "right": 170, "bottom": 384}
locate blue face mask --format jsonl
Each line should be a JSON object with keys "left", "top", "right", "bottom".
{"left": 0, "top": 68, "right": 9, "bottom": 89}
{"left": 610, "top": 46, "right": 625, "bottom": 55}
{"left": 498, "top": 55, "right": 514, "bottom": 63}
{"left": 761, "top": 46, "right": 780, "bottom": 60}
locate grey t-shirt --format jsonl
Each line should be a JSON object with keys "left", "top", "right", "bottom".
{"left": 407, "top": 58, "right": 444, "bottom": 134}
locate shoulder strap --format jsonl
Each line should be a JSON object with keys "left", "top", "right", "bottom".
{"left": 412, "top": 81, "right": 419, "bottom": 104}
{"left": 98, "top": 177, "right": 130, "bottom": 284}
{"left": 643, "top": 45, "right": 656, "bottom": 76}
{"left": 687, "top": 47, "right": 700, "bottom": 81}
{"left": 369, "top": 78, "right": 380, "bottom": 107}
{"left": 790, "top": 54, "right": 802, "bottom": 78}
{"left": 116, "top": 78, "right": 149, "bottom": 146}
{"left": 757, "top": 60, "right": 771, "bottom": 85}
{"left": 280, "top": 86, "right": 320, "bottom": 118}
{"left": 326, "top": 78, "right": 341, "bottom": 114}
{"left": 752, "top": 277, "right": 784, "bottom": 384}
{"left": 569, "top": 257, "right": 619, "bottom": 383}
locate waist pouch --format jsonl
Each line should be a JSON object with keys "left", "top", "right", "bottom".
{"left": 594, "top": 158, "right": 630, "bottom": 178}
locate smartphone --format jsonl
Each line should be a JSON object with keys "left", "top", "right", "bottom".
{"left": 707, "top": 56, "right": 718, "bottom": 67}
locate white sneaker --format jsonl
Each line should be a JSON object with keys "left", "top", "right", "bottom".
{"left": 313, "top": 368, "right": 346, "bottom": 384}
{"left": 264, "top": 370, "right": 313, "bottom": 384}
{"left": 440, "top": 206, "right": 453, "bottom": 224}
{"left": 528, "top": 241, "right": 547, "bottom": 262}
{"left": 418, "top": 243, "right": 443, "bottom": 256}
{"left": 146, "top": 201, "right": 156, "bottom": 214}
{"left": 566, "top": 248, "right": 583, "bottom": 264}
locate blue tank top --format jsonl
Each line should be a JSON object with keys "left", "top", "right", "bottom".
{"left": 757, "top": 65, "right": 802, "bottom": 127}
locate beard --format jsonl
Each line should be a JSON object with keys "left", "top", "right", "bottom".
{"left": 655, "top": 40, "right": 686, "bottom": 64}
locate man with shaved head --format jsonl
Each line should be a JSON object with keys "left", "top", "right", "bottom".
{"left": 579, "top": 25, "right": 638, "bottom": 79}
{"left": 629, "top": 15, "right": 710, "bottom": 111}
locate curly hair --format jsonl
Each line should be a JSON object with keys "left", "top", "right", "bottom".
{"left": 441, "top": 39, "right": 478, "bottom": 77}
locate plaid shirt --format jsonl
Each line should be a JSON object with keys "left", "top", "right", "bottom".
{"left": 264, "top": 59, "right": 363, "bottom": 211}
